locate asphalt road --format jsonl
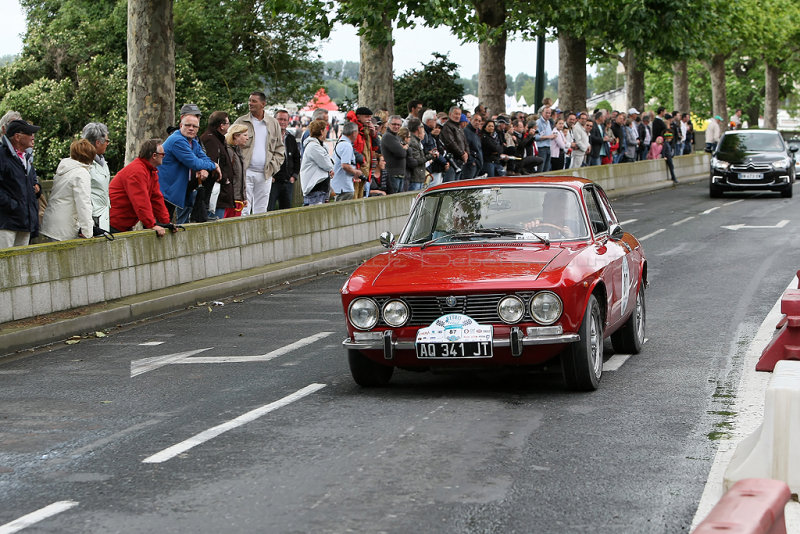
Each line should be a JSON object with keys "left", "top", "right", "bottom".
{"left": 2, "top": 179, "right": 800, "bottom": 533}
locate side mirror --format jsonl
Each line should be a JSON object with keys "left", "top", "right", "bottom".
{"left": 789, "top": 146, "right": 799, "bottom": 153}
{"left": 379, "top": 231, "right": 395, "bottom": 249}
{"left": 609, "top": 224, "right": 625, "bottom": 240}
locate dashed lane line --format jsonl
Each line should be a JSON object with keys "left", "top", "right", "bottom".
{"left": 603, "top": 354, "right": 631, "bottom": 372}
{"left": 672, "top": 216, "right": 695, "bottom": 226}
{"left": 701, "top": 206, "right": 720, "bottom": 215}
{"left": 619, "top": 219, "right": 638, "bottom": 226}
{"left": 0, "top": 501, "right": 79, "bottom": 534}
{"left": 142, "top": 383, "right": 326, "bottom": 464}
{"left": 639, "top": 229, "right": 665, "bottom": 241}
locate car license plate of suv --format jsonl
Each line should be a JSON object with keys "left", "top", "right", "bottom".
{"left": 416, "top": 341, "right": 493, "bottom": 359}
{"left": 739, "top": 172, "right": 763, "bottom": 180}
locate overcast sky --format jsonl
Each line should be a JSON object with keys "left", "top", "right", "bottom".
{"left": 0, "top": 0, "right": 562, "bottom": 80}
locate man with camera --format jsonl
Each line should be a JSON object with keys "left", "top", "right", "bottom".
{"left": 439, "top": 106, "right": 468, "bottom": 179}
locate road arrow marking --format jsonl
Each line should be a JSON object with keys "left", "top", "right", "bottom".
{"left": 721, "top": 220, "right": 789, "bottom": 231}
{"left": 131, "top": 348, "right": 213, "bottom": 377}
{"left": 130, "top": 332, "right": 336, "bottom": 377}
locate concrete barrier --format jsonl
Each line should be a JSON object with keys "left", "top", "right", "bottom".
{"left": 694, "top": 478, "right": 791, "bottom": 534}
{"left": 0, "top": 153, "right": 709, "bottom": 344}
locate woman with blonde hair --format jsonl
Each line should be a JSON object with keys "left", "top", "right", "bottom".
{"left": 40, "top": 139, "right": 96, "bottom": 240}
{"left": 223, "top": 123, "right": 249, "bottom": 218}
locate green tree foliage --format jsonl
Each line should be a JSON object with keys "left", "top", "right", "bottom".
{"left": 591, "top": 61, "right": 623, "bottom": 94}
{"left": 393, "top": 53, "right": 464, "bottom": 115}
{"left": 0, "top": 0, "right": 324, "bottom": 179}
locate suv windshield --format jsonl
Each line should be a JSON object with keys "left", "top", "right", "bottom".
{"left": 398, "top": 186, "right": 589, "bottom": 245}
{"left": 718, "top": 132, "right": 785, "bottom": 156}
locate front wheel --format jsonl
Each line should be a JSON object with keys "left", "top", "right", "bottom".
{"left": 611, "top": 284, "right": 646, "bottom": 354}
{"left": 709, "top": 183, "right": 723, "bottom": 198}
{"left": 348, "top": 349, "right": 393, "bottom": 387}
{"left": 781, "top": 185, "right": 793, "bottom": 198}
{"left": 562, "top": 295, "right": 604, "bottom": 391}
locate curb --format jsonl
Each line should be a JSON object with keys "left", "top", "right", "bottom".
{"left": 0, "top": 243, "right": 381, "bottom": 358}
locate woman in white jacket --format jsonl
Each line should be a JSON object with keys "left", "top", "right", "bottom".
{"left": 40, "top": 139, "right": 96, "bottom": 241}
{"left": 300, "top": 119, "right": 334, "bottom": 205}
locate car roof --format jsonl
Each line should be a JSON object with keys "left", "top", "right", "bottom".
{"left": 723, "top": 129, "right": 781, "bottom": 136}
{"left": 425, "top": 175, "right": 593, "bottom": 193}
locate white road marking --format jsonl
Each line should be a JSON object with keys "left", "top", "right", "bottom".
{"left": 721, "top": 220, "right": 790, "bottom": 231}
{"left": 639, "top": 229, "right": 665, "bottom": 241}
{"left": 130, "top": 348, "right": 213, "bottom": 377}
{"left": 701, "top": 206, "right": 720, "bottom": 215}
{"left": 619, "top": 219, "right": 638, "bottom": 226}
{"left": 672, "top": 216, "right": 695, "bottom": 226}
{"left": 142, "top": 383, "right": 326, "bottom": 463}
{"left": 0, "top": 501, "right": 79, "bottom": 534}
{"left": 138, "top": 341, "right": 165, "bottom": 346}
{"left": 603, "top": 354, "right": 631, "bottom": 371}
{"left": 722, "top": 199, "right": 744, "bottom": 206}
{"left": 130, "top": 332, "right": 335, "bottom": 377}
{"left": 172, "top": 332, "right": 336, "bottom": 365}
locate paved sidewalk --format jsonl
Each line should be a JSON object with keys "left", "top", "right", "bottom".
{"left": 692, "top": 275, "right": 800, "bottom": 531}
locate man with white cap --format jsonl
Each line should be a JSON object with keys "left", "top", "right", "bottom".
{"left": 0, "top": 119, "right": 42, "bottom": 248}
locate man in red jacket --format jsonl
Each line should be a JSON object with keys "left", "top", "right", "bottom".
{"left": 109, "top": 139, "right": 173, "bottom": 237}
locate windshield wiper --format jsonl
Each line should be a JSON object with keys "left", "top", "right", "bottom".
{"left": 420, "top": 231, "right": 501, "bottom": 249}
{"left": 480, "top": 227, "right": 550, "bottom": 246}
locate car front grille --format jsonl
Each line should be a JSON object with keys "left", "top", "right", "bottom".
{"left": 731, "top": 163, "right": 772, "bottom": 172}
{"left": 375, "top": 292, "right": 536, "bottom": 326}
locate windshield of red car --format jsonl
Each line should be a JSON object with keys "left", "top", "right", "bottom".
{"left": 399, "top": 186, "right": 589, "bottom": 245}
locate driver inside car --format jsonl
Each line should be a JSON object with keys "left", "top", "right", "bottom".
{"left": 524, "top": 190, "right": 585, "bottom": 238}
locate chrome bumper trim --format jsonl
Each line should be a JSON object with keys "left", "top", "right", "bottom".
{"left": 343, "top": 333, "right": 579, "bottom": 351}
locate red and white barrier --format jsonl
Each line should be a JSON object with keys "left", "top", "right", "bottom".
{"left": 757, "top": 271, "right": 800, "bottom": 372}
{"left": 693, "top": 478, "right": 790, "bottom": 534}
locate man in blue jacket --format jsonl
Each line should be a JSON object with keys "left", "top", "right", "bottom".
{"left": 0, "top": 119, "right": 41, "bottom": 248}
{"left": 158, "top": 111, "right": 219, "bottom": 223}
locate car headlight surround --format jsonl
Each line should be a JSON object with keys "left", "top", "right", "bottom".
{"left": 348, "top": 298, "right": 379, "bottom": 330}
{"left": 712, "top": 159, "right": 730, "bottom": 171}
{"left": 382, "top": 299, "right": 409, "bottom": 327}
{"left": 497, "top": 295, "right": 525, "bottom": 324}
{"left": 773, "top": 159, "right": 790, "bottom": 170}
{"left": 530, "top": 291, "right": 563, "bottom": 325}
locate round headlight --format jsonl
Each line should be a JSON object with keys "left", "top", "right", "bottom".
{"left": 348, "top": 298, "right": 379, "bottom": 330}
{"left": 498, "top": 296, "right": 525, "bottom": 324}
{"left": 382, "top": 299, "right": 409, "bottom": 327}
{"left": 530, "top": 291, "right": 563, "bottom": 325}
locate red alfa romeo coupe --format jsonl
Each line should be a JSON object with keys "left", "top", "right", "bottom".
{"left": 340, "top": 176, "right": 647, "bottom": 391}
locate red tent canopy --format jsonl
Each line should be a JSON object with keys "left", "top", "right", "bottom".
{"left": 301, "top": 88, "right": 339, "bottom": 112}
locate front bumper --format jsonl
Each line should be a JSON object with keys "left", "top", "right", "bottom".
{"left": 343, "top": 326, "right": 579, "bottom": 360}
{"left": 710, "top": 170, "right": 792, "bottom": 190}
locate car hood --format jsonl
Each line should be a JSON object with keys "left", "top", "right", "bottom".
{"left": 347, "top": 246, "right": 567, "bottom": 291}
{"left": 716, "top": 151, "right": 786, "bottom": 164}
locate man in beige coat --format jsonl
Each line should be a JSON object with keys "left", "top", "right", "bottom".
{"left": 233, "top": 91, "right": 285, "bottom": 215}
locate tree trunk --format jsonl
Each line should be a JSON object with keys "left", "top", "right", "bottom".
{"left": 126, "top": 0, "right": 175, "bottom": 165}
{"left": 623, "top": 48, "right": 644, "bottom": 113}
{"left": 706, "top": 54, "right": 728, "bottom": 129}
{"left": 672, "top": 60, "right": 690, "bottom": 113}
{"left": 358, "top": 16, "right": 394, "bottom": 115}
{"left": 476, "top": 0, "right": 506, "bottom": 116}
{"left": 558, "top": 31, "right": 586, "bottom": 113}
{"left": 763, "top": 61, "right": 779, "bottom": 129}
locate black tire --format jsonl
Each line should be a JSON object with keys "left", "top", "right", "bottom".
{"left": 562, "top": 295, "right": 604, "bottom": 391}
{"left": 781, "top": 185, "right": 793, "bottom": 198}
{"left": 348, "top": 349, "right": 393, "bottom": 387}
{"left": 611, "top": 284, "right": 646, "bottom": 354}
{"left": 709, "top": 183, "right": 723, "bottom": 198}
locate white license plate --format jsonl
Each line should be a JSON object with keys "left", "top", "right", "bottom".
{"left": 416, "top": 341, "right": 493, "bottom": 359}
{"left": 739, "top": 172, "right": 763, "bottom": 180}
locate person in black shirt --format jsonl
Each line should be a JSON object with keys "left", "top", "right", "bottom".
{"left": 269, "top": 109, "right": 300, "bottom": 210}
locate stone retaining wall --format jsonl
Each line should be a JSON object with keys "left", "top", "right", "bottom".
{"left": 0, "top": 153, "right": 708, "bottom": 327}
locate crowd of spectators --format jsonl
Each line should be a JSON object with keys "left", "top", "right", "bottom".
{"left": 0, "top": 94, "right": 713, "bottom": 250}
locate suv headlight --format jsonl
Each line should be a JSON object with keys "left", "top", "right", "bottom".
{"left": 382, "top": 299, "right": 409, "bottom": 327}
{"left": 530, "top": 291, "right": 563, "bottom": 325}
{"left": 348, "top": 298, "right": 379, "bottom": 330}
{"left": 773, "top": 158, "right": 790, "bottom": 170}
{"left": 498, "top": 296, "right": 525, "bottom": 323}
{"left": 712, "top": 159, "right": 730, "bottom": 171}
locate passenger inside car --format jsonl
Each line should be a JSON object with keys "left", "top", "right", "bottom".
{"left": 524, "top": 190, "right": 587, "bottom": 239}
